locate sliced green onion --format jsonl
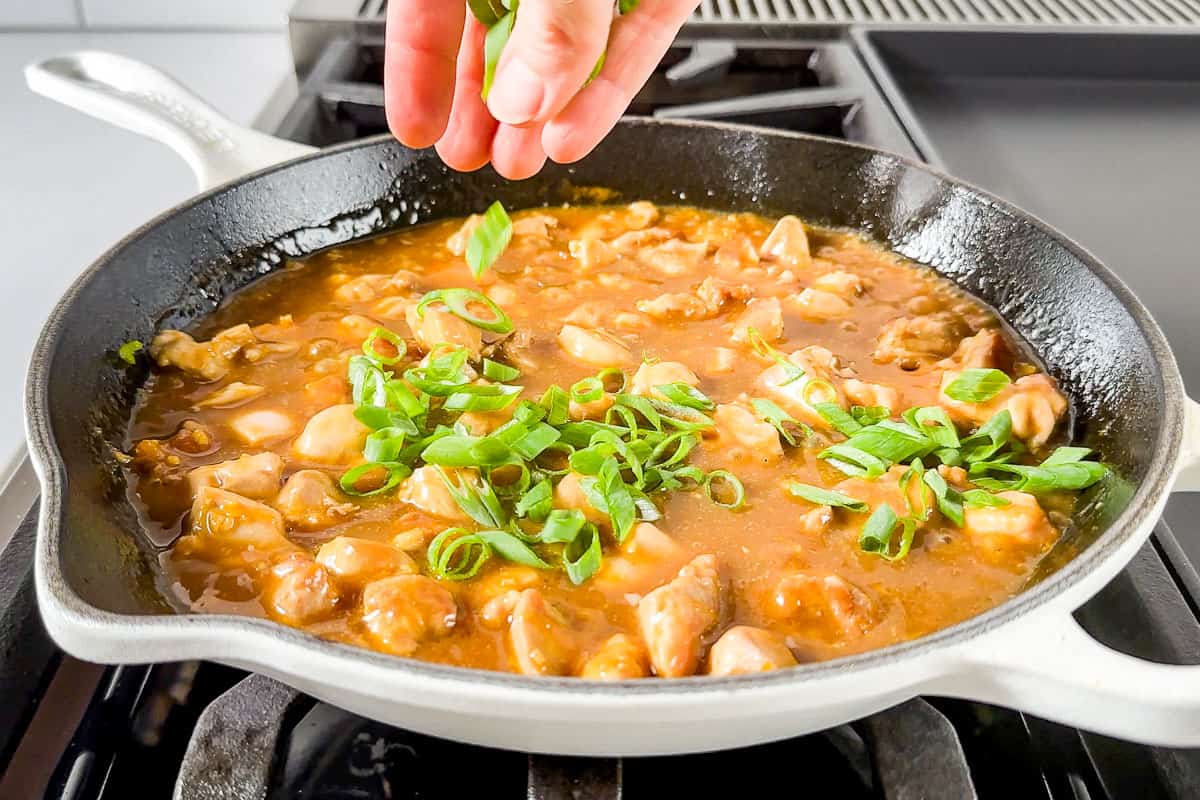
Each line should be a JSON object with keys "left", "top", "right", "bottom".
{"left": 362, "top": 326, "right": 406, "bottom": 365}
{"left": 648, "top": 431, "right": 698, "bottom": 470}
{"left": 704, "top": 470, "right": 746, "bottom": 510}
{"left": 618, "top": 0, "right": 639, "bottom": 11}
{"left": 613, "top": 393, "right": 663, "bottom": 431}
{"left": 539, "top": 384, "right": 570, "bottom": 425}
{"left": 468, "top": 0, "right": 507, "bottom": 25}
{"left": 482, "top": 16, "right": 516, "bottom": 103}
{"left": 482, "top": 358, "right": 520, "bottom": 381}
{"left": 118, "top": 339, "right": 143, "bottom": 364}
{"left": 960, "top": 409, "right": 1013, "bottom": 463}
{"left": 654, "top": 382, "right": 715, "bottom": 412}
{"left": 417, "top": 288, "right": 513, "bottom": 334}
{"left": 968, "top": 459, "right": 1108, "bottom": 495}
{"left": 921, "top": 468, "right": 964, "bottom": 527}
{"left": 533, "top": 441, "right": 574, "bottom": 475}
{"left": 746, "top": 326, "right": 804, "bottom": 385}
{"left": 476, "top": 529, "right": 551, "bottom": 569}
{"left": 443, "top": 383, "right": 522, "bottom": 412}
{"left": 507, "top": 422, "right": 561, "bottom": 461}
{"left": 898, "top": 458, "right": 930, "bottom": 522}
{"left": 563, "top": 523, "right": 603, "bottom": 585}
{"left": 514, "top": 479, "right": 554, "bottom": 520}
{"left": 859, "top": 503, "right": 917, "bottom": 561}
{"left": 903, "top": 406, "right": 960, "bottom": 449}
{"left": 427, "top": 528, "right": 490, "bottom": 580}
{"left": 539, "top": 508, "right": 586, "bottom": 543}
{"left": 571, "top": 376, "right": 604, "bottom": 404}
{"left": 850, "top": 405, "right": 890, "bottom": 427}
{"left": 354, "top": 405, "right": 421, "bottom": 438}
{"left": 944, "top": 368, "right": 1011, "bottom": 403}
{"left": 842, "top": 420, "right": 931, "bottom": 464}
{"left": 962, "top": 489, "right": 1012, "bottom": 508}
{"left": 436, "top": 467, "right": 507, "bottom": 528}
{"left": 1040, "top": 446, "right": 1093, "bottom": 467}
{"left": 815, "top": 402, "right": 861, "bottom": 437}
{"left": 339, "top": 462, "right": 411, "bottom": 497}
{"left": 584, "top": 457, "right": 637, "bottom": 542}
{"left": 751, "top": 398, "right": 811, "bottom": 447}
{"left": 818, "top": 443, "right": 888, "bottom": 479}
{"left": 466, "top": 201, "right": 513, "bottom": 278}
{"left": 786, "top": 482, "right": 868, "bottom": 512}
{"left": 801, "top": 378, "right": 839, "bottom": 407}
{"left": 363, "top": 426, "right": 407, "bottom": 463}
{"left": 597, "top": 368, "right": 626, "bottom": 393}
{"left": 421, "top": 434, "right": 512, "bottom": 467}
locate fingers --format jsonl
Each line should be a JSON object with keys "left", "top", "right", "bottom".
{"left": 436, "top": 17, "right": 499, "bottom": 171}
{"left": 491, "top": 123, "right": 548, "bottom": 180}
{"left": 384, "top": 0, "right": 465, "bottom": 148}
{"left": 486, "top": 0, "right": 614, "bottom": 127}
{"left": 542, "top": 0, "right": 699, "bottom": 163}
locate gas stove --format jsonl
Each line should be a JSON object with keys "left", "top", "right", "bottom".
{"left": 5, "top": 19, "right": 1200, "bottom": 800}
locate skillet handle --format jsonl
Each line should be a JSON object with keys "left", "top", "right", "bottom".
{"left": 944, "top": 607, "right": 1200, "bottom": 746}
{"left": 1175, "top": 396, "right": 1200, "bottom": 492}
{"left": 24, "top": 51, "right": 315, "bottom": 191}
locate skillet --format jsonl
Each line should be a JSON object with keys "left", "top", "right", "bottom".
{"left": 23, "top": 51, "right": 1200, "bottom": 755}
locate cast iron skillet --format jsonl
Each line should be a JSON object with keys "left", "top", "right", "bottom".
{"left": 22, "top": 52, "right": 1200, "bottom": 755}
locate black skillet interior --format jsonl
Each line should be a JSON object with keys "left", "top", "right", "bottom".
{"left": 34, "top": 120, "right": 1163, "bottom": 615}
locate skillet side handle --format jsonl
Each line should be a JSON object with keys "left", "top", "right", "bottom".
{"left": 1175, "top": 396, "right": 1200, "bottom": 492}
{"left": 944, "top": 609, "right": 1200, "bottom": 746}
{"left": 24, "top": 51, "right": 315, "bottom": 191}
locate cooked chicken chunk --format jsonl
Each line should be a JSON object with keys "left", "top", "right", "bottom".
{"left": 712, "top": 403, "right": 783, "bottom": 463}
{"left": 396, "top": 466, "right": 471, "bottom": 521}
{"left": 708, "top": 626, "right": 798, "bottom": 675}
{"left": 626, "top": 201, "right": 659, "bottom": 229}
{"left": 292, "top": 404, "right": 369, "bottom": 464}
{"left": 939, "top": 372, "right": 1067, "bottom": 448}
{"left": 231, "top": 409, "right": 297, "bottom": 446}
{"left": 512, "top": 213, "right": 557, "bottom": 238}
{"left": 813, "top": 270, "right": 866, "bottom": 298}
{"left": 334, "top": 273, "right": 401, "bottom": 304}
{"left": 874, "top": 312, "right": 969, "bottom": 366}
{"left": 637, "top": 277, "right": 752, "bottom": 321}
{"left": 316, "top": 536, "right": 417, "bottom": 585}
{"left": 755, "top": 345, "right": 848, "bottom": 428}
{"left": 187, "top": 452, "right": 282, "bottom": 500}
{"left": 405, "top": 304, "right": 483, "bottom": 357}
{"left": 194, "top": 382, "right": 265, "bottom": 409}
{"left": 629, "top": 360, "right": 700, "bottom": 399}
{"left": 714, "top": 236, "right": 759, "bottom": 272}
{"left": 509, "top": 589, "right": 578, "bottom": 676}
{"left": 730, "top": 296, "right": 784, "bottom": 344}
{"left": 361, "top": 575, "right": 458, "bottom": 656}
{"left": 771, "top": 573, "right": 877, "bottom": 637}
{"left": 150, "top": 325, "right": 255, "bottom": 382}
{"left": 937, "top": 328, "right": 1012, "bottom": 372}
{"left": 264, "top": 553, "right": 339, "bottom": 625}
{"left": 184, "top": 486, "right": 294, "bottom": 556}
{"left": 580, "top": 634, "right": 650, "bottom": 680}
{"left": 637, "top": 554, "right": 724, "bottom": 677}
{"left": 793, "top": 288, "right": 852, "bottom": 321}
{"left": 568, "top": 238, "right": 617, "bottom": 270}
{"left": 274, "top": 470, "right": 356, "bottom": 530}
{"left": 963, "top": 491, "right": 1056, "bottom": 561}
{"left": 569, "top": 392, "right": 614, "bottom": 421}
{"left": 445, "top": 214, "right": 482, "bottom": 256}
{"left": 557, "top": 324, "right": 633, "bottom": 367}
{"left": 759, "top": 215, "right": 812, "bottom": 270}
{"left": 842, "top": 378, "right": 900, "bottom": 413}
{"left": 595, "top": 522, "right": 690, "bottom": 597}
{"left": 552, "top": 472, "right": 608, "bottom": 526}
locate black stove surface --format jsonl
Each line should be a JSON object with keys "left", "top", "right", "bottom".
{"left": 6, "top": 32, "right": 1200, "bottom": 800}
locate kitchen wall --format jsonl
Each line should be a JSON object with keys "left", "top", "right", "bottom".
{"left": 0, "top": 0, "right": 294, "bottom": 29}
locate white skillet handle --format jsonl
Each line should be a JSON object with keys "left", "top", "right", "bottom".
{"left": 25, "top": 51, "right": 316, "bottom": 192}
{"left": 946, "top": 396, "right": 1200, "bottom": 746}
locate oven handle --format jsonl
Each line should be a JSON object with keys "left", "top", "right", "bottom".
{"left": 25, "top": 51, "right": 316, "bottom": 191}
{"left": 943, "top": 396, "right": 1200, "bottom": 746}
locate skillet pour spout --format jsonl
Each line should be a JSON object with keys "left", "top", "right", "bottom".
{"left": 23, "top": 51, "right": 1200, "bottom": 754}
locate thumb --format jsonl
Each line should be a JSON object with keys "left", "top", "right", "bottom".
{"left": 486, "top": 0, "right": 613, "bottom": 127}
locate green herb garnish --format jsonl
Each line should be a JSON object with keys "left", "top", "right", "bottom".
{"left": 786, "top": 482, "right": 868, "bottom": 512}
{"left": 944, "top": 368, "right": 1011, "bottom": 403}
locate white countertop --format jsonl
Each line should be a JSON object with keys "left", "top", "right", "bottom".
{"left": 0, "top": 30, "right": 293, "bottom": 464}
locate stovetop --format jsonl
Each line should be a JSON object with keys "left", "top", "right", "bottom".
{"left": 5, "top": 30, "right": 1200, "bottom": 800}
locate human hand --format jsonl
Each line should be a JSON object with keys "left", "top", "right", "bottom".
{"left": 384, "top": 0, "right": 700, "bottom": 179}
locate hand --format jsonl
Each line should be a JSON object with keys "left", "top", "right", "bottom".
{"left": 384, "top": 0, "right": 699, "bottom": 180}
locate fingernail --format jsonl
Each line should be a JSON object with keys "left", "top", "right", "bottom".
{"left": 487, "top": 59, "right": 543, "bottom": 125}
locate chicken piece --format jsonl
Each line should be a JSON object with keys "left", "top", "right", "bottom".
{"left": 316, "top": 536, "right": 417, "bottom": 585}
{"left": 187, "top": 452, "right": 282, "bottom": 500}
{"left": 755, "top": 346, "right": 848, "bottom": 428}
{"left": 263, "top": 553, "right": 339, "bottom": 626}
{"left": 446, "top": 214, "right": 482, "bottom": 256}
{"left": 793, "top": 288, "right": 852, "bottom": 321}
{"left": 275, "top": 470, "right": 357, "bottom": 530}
{"left": 770, "top": 573, "right": 877, "bottom": 637}
{"left": 568, "top": 238, "right": 618, "bottom": 270}
{"left": 712, "top": 403, "right": 783, "bottom": 463}
{"left": 814, "top": 270, "right": 866, "bottom": 298}
{"left": 334, "top": 274, "right": 398, "bottom": 304}
{"left": 640, "top": 238, "right": 708, "bottom": 276}
{"left": 563, "top": 301, "right": 608, "bottom": 329}
{"left": 797, "top": 505, "right": 835, "bottom": 535}
{"left": 569, "top": 392, "right": 614, "bottom": 421}
{"left": 469, "top": 566, "right": 544, "bottom": 625}
{"left": 512, "top": 213, "right": 557, "bottom": 238}
{"left": 834, "top": 466, "right": 935, "bottom": 522}
{"left": 509, "top": 589, "right": 578, "bottom": 676}
{"left": 396, "top": 466, "right": 472, "bottom": 521}
{"left": 708, "top": 626, "right": 798, "bottom": 676}
{"left": 579, "top": 634, "right": 651, "bottom": 680}
{"left": 185, "top": 486, "right": 294, "bottom": 556}
{"left": 759, "top": 216, "right": 812, "bottom": 270}
{"left": 361, "top": 575, "right": 458, "bottom": 656}
{"left": 963, "top": 491, "right": 1057, "bottom": 561}
{"left": 231, "top": 409, "right": 297, "bottom": 446}
{"left": 557, "top": 324, "right": 633, "bottom": 367}
{"left": 553, "top": 472, "right": 608, "bottom": 526}
{"left": 609, "top": 227, "right": 672, "bottom": 253}
{"left": 730, "top": 297, "right": 784, "bottom": 344}
{"left": 372, "top": 296, "right": 414, "bottom": 320}
{"left": 937, "top": 328, "right": 1013, "bottom": 372}
{"left": 405, "top": 304, "right": 483, "bottom": 357}
{"left": 629, "top": 360, "right": 700, "bottom": 399}
{"left": 304, "top": 374, "right": 350, "bottom": 408}
{"left": 639, "top": 277, "right": 753, "bottom": 321}
{"left": 939, "top": 372, "right": 1067, "bottom": 448}
{"left": 697, "top": 276, "right": 753, "bottom": 309}
{"left": 479, "top": 589, "right": 523, "bottom": 629}
{"left": 457, "top": 408, "right": 514, "bottom": 435}
{"left": 292, "top": 404, "right": 368, "bottom": 464}
{"left": 195, "top": 382, "right": 265, "bottom": 409}
{"left": 874, "top": 312, "right": 969, "bottom": 366}
{"left": 595, "top": 522, "right": 691, "bottom": 597}
{"left": 714, "top": 236, "right": 759, "bottom": 272}
{"left": 701, "top": 346, "right": 739, "bottom": 376}
{"left": 626, "top": 201, "right": 659, "bottom": 229}
{"left": 637, "top": 554, "right": 725, "bottom": 678}
{"left": 843, "top": 378, "right": 900, "bottom": 413}
{"left": 149, "top": 330, "right": 235, "bottom": 381}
